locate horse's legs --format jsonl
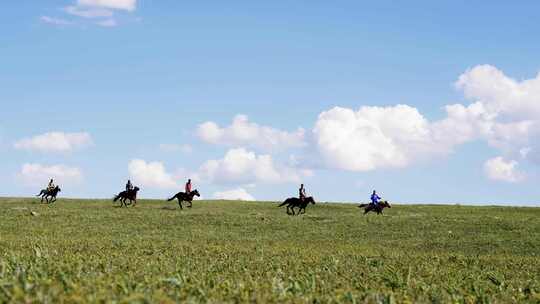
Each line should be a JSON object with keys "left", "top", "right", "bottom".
{"left": 51, "top": 196, "right": 56, "bottom": 203}
{"left": 132, "top": 199, "right": 136, "bottom": 207}
{"left": 178, "top": 200, "right": 183, "bottom": 209}
{"left": 188, "top": 201, "right": 192, "bottom": 208}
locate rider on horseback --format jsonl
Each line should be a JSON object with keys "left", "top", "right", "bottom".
{"left": 126, "top": 179, "right": 134, "bottom": 192}
{"left": 299, "top": 184, "right": 306, "bottom": 202}
{"left": 47, "top": 179, "right": 55, "bottom": 191}
{"left": 185, "top": 179, "right": 192, "bottom": 194}
{"left": 371, "top": 190, "right": 381, "bottom": 206}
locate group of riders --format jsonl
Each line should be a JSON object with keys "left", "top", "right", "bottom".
{"left": 40, "top": 178, "right": 389, "bottom": 213}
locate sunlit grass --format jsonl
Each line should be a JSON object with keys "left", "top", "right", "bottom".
{"left": 0, "top": 198, "right": 538, "bottom": 303}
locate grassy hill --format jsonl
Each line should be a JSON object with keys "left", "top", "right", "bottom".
{"left": 0, "top": 197, "right": 538, "bottom": 303}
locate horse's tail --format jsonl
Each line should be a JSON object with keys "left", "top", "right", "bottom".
{"left": 358, "top": 203, "right": 369, "bottom": 208}
{"left": 36, "top": 190, "right": 44, "bottom": 197}
{"left": 113, "top": 194, "right": 121, "bottom": 202}
{"left": 167, "top": 194, "right": 177, "bottom": 201}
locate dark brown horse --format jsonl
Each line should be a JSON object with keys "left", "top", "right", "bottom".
{"left": 278, "top": 196, "right": 316, "bottom": 215}
{"left": 36, "top": 186, "right": 61, "bottom": 204}
{"left": 167, "top": 189, "right": 200, "bottom": 209}
{"left": 358, "top": 201, "right": 391, "bottom": 215}
{"left": 113, "top": 187, "right": 140, "bottom": 207}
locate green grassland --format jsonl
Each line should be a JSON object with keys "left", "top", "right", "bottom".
{"left": 0, "top": 197, "right": 538, "bottom": 303}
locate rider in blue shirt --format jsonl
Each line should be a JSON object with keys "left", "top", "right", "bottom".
{"left": 371, "top": 190, "right": 381, "bottom": 205}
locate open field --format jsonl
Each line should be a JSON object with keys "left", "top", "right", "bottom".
{"left": 0, "top": 197, "right": 538, "bottom": 303}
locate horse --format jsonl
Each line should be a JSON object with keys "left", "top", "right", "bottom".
{"left": 358, "top": 201, "right": 391, "bottom": 215}
{"left": 113, "top": 187, "right": 140, "bottom": 207}
{"left": 278, "top": 196, "right": 316, "bottom": 215}
{"left": 36, "top": 186, "right": 61, "bottom": 204}
{"left": 167, "top": 189, "right": 200, "bottom": 209}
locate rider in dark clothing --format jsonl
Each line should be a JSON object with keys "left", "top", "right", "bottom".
{"left": 299, "top": 184, "right": 306, "bottom": 201}
{"left": 185, "top": 179, "right": 192, "bottom": 194}
{"left": 126, "top": 180, "right": 133, "bottom": 192}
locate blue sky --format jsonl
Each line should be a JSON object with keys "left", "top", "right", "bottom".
{"left": 1, "top": 1, "right": 539, "bottom": 205}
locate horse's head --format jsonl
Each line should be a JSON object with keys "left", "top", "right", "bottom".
{"left": 192, "top": 189, "right": 200, "bottom": 197}
{"left": 307, "top": 196, "right": 316, "bottom": 204}
{"left": 55, "top": 186, "right": 61, "bottom": 192}
{"left": 133, "top": 186, "right": 140, "bottom": 192}
{"left": 381, "top": 200, "right": 391, "bottom": 208}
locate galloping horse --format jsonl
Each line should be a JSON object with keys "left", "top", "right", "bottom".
{"left": 36, "top": 186, "right": 61, "bottom": 204}
{"left": 358, "top": 201, "right": 391, "bottom": 215}
{"left": 167, "top": 189, "right": 200, "bottom": 209}
{"left": 113, "top": 187, "right": 140, "bottom": 207}
{"left": 278, "top": 196, "right": 316, "bottom": 215}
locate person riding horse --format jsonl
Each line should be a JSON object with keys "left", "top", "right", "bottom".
{"left": 126, "top": 180, "right": 133, "bottom": 192}
{"left": 371, "top": 190, "right": 381, "bottom": 206}
{"left": 167, "top": 188, "right": 200, "bottom": 209}
{"left": 37, "top": 184, "right": 61, "bottom": 204}
{"left": 47, "top": 179, "right": 55, "bottom": 192}
{"left": 359, "top": 190, "right": 391, "bottom": 215}
{"left": 114, "top": 186, "right": 140, "bottom": 207}
{"left": 185, "top": 179, "right": 192, "bottom": 194}
{"left": 299, "top": 184, "right": 306, "bottom": 202}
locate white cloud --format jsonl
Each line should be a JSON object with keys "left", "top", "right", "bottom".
{"left": 159, "top": 144, "right": 193, "bottom": 154}
{"left": 484, "top": 157, "right": 525, "bottom": 183}
{"left": 313, "top": 105, "right": 454, "bottom": 171}
{"left": 60, "top": 0, "right": 136, "bottom": 27}
{"left": 40, "top": 16, "right": 72, "bottom": 25}
{"left": 96, "top": 18, "right": 117, "bottom": 27}
{"left": 453, "top": 65, "right": 540, "bottom": 159}
{"left": 14, "top": 132, "right": 93, "bottom": 153}
{"left": 456, "top": 64, "right": 540, "bottom": 119}
{"left": 312, "top": 65, "right": 540, "bottom": 172}
{"left": 128, "top": 159, "right": 178, "bottom": 189}
{"left": 76, "top": 0, "right": 136, "bottom": 11}
{"left": 197, "top": 115, "right": 306, "bottom": 151}
{"left": 18, "top": 163, "right": 83, "bottom": 186}
{"left": 213, "top": 188, "right": 255, "bottom": 201}
{"left": 197, "top": 148, "right": 311, "bottom": 185}
{"left": 64, "top": 5, "right": 113, "bottom": 18}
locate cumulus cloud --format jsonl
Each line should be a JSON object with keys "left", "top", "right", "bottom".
{"left": 159, "top": 144, "right": 193, "bottom": 154}
{"left": 456, "top": 64, "right": 540, "bottom": 119}
{"left": 197, "top": 148, "right": 311, "bottom": 185}
{"left": 18, "top": 163, "right": 83, "bottom": 186}
{"left": 197, "top": 115, "right": 306, "bottom": 151}
{"left": 128, "top": 159, "right": 178, "bottom": 189}
{"left": 14, "top": 132, "right": 93, "bottom": 153}
{"left": 213, "top": 188, "right": 255, "bottom": 201}
{"left": 59, "top": 0, "right": 136, "bottom": 27}
{"left": 484, "top": 157, "right": 525, "bottom": 183}
{"left": 40, "top": 16, "right": 72, "bottom": 26}
{"left": 312, "top": 65, "right": 540, "bottom": 172}
{"left": 64, "top": 5, "right": 113, "bottom": 18}
{"left": 313, "top": 105, "right": 455, "bottom": 171}
{"left": 77, "top": 0, "right": 137, "bottom": 11}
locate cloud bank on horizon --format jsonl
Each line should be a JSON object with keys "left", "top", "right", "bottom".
{"left": 106, "top": 65, "right": 537, "bottom": 201}
{"left": 11, "top": 65, "right": 539, "bottom": 202}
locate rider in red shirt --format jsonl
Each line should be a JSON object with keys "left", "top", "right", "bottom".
{"left": 185, "top": 179, "right": 192, "bottom": 194}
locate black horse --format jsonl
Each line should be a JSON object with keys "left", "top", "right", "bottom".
{"left": 167, "top": 189, "right": 200, "bottom": 209}
{"left": 113, "top": 187, "right": 140, "bottom": 207}
{"left": 278, "top": 196, "right": 316, "bottom": 215}
{"left": 358, "top": 201, "right": 391, "bottom": 215}
{"left": 36, "top": 186, "right": 61, "bottom": 204}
